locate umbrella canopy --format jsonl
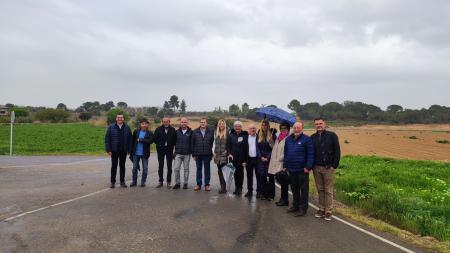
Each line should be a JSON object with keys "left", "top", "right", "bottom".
{"left": 256, "top": 107, "right": 297, "bottom": 126}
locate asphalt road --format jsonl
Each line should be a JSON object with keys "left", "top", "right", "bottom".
{"left": 0, "top": 156, "right": 425, "bottom": 253}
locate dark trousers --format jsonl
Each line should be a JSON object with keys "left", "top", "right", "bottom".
{"left": 246, "top": 157, "right": 258, "bottom": 192}
{"left": 157, "top": 147, "right": 173, "bottom": 183}
{"left": 111, "top": 152, "right": 127, "bottom": 184}
{"left": 195, "top": 155, "right": 212, "bottom": 186}
{"left": 289, "top": 172, "right": 309, "bottom": 211}
{"left": 233, "top": 162, "right": 244, "bottom": 191}
{"left": 266, "top": 174, "right": 276, "bottom": 199}
{"left": 257, "top": 173, "right": 268, "bottom": 196}
{"left": 276, "top": 173, "right": 289, "bottom": 203}
{"left": 217, "top": 163, "right": 226, "bottom": 190}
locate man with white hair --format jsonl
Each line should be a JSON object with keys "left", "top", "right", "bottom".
{"left": 227, "top": 120, "right": 249, "bottom": 196}
{"left": 283, "top": 122, "right": 314, "bottom": 217}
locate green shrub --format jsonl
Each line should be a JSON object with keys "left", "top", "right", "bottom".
{"left": 10, "top": 107, "right": 29, "bottom": 117}
{"left": 35, "top": 109, "right": 70, "bottom": 123}
{"left": 78, "top": 112, "right": 93, "bottom": 121}
{"left": 436, "top": 139, "right": 450, "bottom": 144}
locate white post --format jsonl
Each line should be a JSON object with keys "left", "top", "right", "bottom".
{"left": 10, "top": 111, "right": 15, "bottom": 157}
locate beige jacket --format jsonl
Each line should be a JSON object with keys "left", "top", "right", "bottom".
{"left": 268, "top": 137, "right": 286, "bottom": 175}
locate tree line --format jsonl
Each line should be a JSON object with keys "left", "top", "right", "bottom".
{"left": 1, "top": 98, "right": 449, "bottom": 124}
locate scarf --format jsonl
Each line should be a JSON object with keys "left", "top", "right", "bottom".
{"left": 277, "top": 131, "right": 289, "bottom": 142}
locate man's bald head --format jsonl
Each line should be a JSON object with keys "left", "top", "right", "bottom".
{"left": 293, "top": 122, "right": 304, "bottom": 135}
{"left": 180, "top": 117, "right": 188, "bottom": 129}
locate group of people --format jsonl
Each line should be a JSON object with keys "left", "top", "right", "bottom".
{"left": 104, "top": 114, "right": 340, "bottom": 220}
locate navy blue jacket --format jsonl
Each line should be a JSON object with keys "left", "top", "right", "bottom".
{"left": 105, "top": 123, "right": 132, "bottom": 153}
{"left": 283, "top": 133, "right": 314, "bottom": 173}
{"left": 191, "top": 127, "right": 214, "bottom": 156}
{"left": 175, "top": 127, "right": 193, "bottom": 155}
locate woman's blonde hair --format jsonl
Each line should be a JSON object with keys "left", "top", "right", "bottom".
{"left": 215, "top": 119, "right": 228, "bottom": 139}
{"left": 258, "top": 119, "right": 272, "bottom": 143}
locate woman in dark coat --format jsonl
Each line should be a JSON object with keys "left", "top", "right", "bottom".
{"left": 256, "top": 120, "right": 276, "bottom": 200}
{"left": 256, "top": 120, "right": 277, "bottom": 200}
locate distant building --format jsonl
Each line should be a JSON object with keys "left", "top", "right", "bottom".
{"left": 0, "top": 106, "right": 9, "bottom": 116}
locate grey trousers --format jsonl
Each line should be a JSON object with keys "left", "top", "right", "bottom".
{"left": 174, "top": 154, "right": 191, "bottom": 185}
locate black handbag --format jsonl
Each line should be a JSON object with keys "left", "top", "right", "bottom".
{"left": 275, "top": 170, "right": 289, "bottom": 184}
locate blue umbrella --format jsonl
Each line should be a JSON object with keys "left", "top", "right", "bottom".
{"left": 256, "top": 107, "right": 297, "bottom": 126}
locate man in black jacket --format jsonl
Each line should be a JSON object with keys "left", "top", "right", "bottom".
{"left": 173, "top": 117, "right": 192, "bottom": 190}
{"left": 105, "top": 114, "right": 132, "bottom": 188}
{"left": 311, "top": 118, "right": 341, "bottom": 221}
{"left": 129, "top": 118, "right": 154, "bottom": 187}
{"left": 227, "top": 121, "right": 249, "bottom": 195}
{"left": 192, "top": 117, "right": 214, "bottom": 191}
{"left": 153, "top": 117, "right": 177, "bottom": 188}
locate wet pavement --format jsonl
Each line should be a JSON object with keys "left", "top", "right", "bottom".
{"left": 0, "top": 156, "right": 424, "bottom": 253}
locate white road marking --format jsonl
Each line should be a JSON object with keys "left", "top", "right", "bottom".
{"left": 275, "top": 183, "right": 416, "bottom": 253}
{"left": 2, "top": 187, "right": 110, "bottom": 222}
{"left": 0, "top": 158, "right": 107, "bottom": 169}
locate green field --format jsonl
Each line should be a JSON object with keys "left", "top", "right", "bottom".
{"left": 0, "top": 123, "right": 106, "bottom": 155}
{"left": 336, "top": 156, "right": 450, "bottom": 241}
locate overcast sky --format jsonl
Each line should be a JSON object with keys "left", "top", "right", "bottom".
{"left": 1, "top": 0, "right": 449, "bottom": 111}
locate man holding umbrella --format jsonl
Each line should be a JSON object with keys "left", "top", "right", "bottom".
{"left": 227, "top": 121, "right": 248, "bottom": 196}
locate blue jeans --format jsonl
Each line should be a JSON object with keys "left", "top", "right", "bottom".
{"left": 132, "top": 155, "right": 149, "bottom": 185}
{"left": 195, "top": 155, "right": 212, "bottom": 186}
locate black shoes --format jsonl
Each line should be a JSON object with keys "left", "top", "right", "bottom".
{"left": 173, "top": 184, "right": 181, "bottom": 190}
{"left": 156, "top": 182, "right": 163, "bottom": 188}
{"left": 244, "top": 192, "right": 253, "bottom": 198}
{"left": 183, "top": 184, "right": 188, "bottom": 189}
{"left": 140, "top": 183, "right": 146, "bottom": 187}
{"left": 130, "top": 182, "right": 137, "bottom": 187}
{"left": 287, "top": 207, "right": 299, "bottom": 213}
{"left": 233, "top": 188, "right": 242, "bottom": 195}
{"left": 120, "top": 183, "right": 128, "bottom": 188}
{"left": 294, "top": 210, "right": 307, "bottom": 217}
{"left": 219, "top": 189, "right": 227, "bottom": 194}
{"left": 110, "top": 183, "right": 115, "bottom": 189}
{"left": 276, "top": 200, "right": 289, "bottom": 206}
{"left": 256, "top": 193, "right": 261, "bottom": 199}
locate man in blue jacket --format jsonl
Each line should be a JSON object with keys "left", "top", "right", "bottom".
{"left": 105, "top": 114, "right": 132, "bottom": 188}
{"left": 283, "top": 122, "right": 314, "bottom": 216}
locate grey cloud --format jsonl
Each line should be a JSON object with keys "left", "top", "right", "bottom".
{"left": 0, "top": 0, "right": 449, "bottom": 110}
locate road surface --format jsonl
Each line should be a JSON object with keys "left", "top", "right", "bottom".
{"left": 0, "top": 156, "right": 425, "bottom": 253}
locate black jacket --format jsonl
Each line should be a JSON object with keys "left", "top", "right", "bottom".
{"left": 130, "top": 129, "right": 154, "bottom": 158}
{"left": 311, "top": 130, "right": 341, "bottom": 168}
{"left": 153, "top": 125, "right": 177, "bottom": 153}
{"left": 105, "top": 123, "right": 132, "bottom": 153}
{"left": 227, "top": 129, "right": 249, "bottom": 164}
{"left": 174, "top": 127, "right": 193, "bottom": 155}
{"left": 191, "top": 127, "right": 214, "bottom": 156}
